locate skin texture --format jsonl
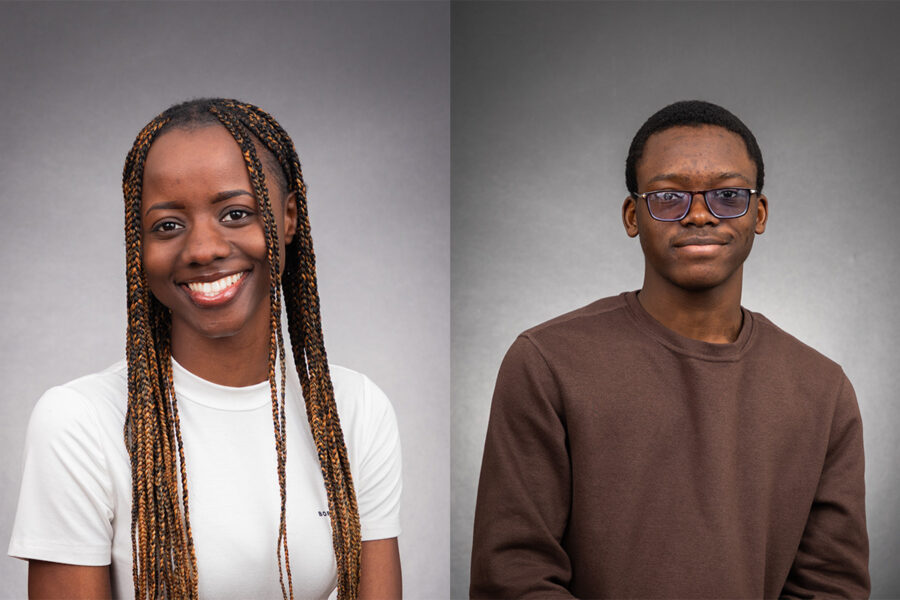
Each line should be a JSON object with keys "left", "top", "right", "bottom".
{"left": 359, "top": 538, "right": 403, "bottom": 599}
{"left": 28, "top": 562, "right": 110, "bottom": 600}
{"left": 622, "top": 124, "right": 768, "bottom": 343}
{"left": 140, "top": 124, "right": 297, "bottom": 387}
{"left": 28, "top": 123, "right": 401, "bottom": 598}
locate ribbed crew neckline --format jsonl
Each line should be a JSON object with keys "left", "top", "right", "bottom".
{"left": 623, "top": 290, "right": 755, "bottom": 362}
{"left": 171, "top": 358, "right": 272, "bottom": 411}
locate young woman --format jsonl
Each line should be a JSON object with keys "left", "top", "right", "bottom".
{"left": 9, "top": 99, "right": 402, "bottom": 599}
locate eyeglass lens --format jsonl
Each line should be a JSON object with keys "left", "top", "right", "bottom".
{"left": 647, "top": 188, "right": 750, "bottom": 220}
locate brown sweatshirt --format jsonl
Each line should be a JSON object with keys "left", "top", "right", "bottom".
{"left": 471, "top": 291, "right": 868, "bottom": 599}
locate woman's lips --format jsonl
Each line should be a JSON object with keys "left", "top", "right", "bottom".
{"left": 181, "top": 272, "right": 248, "bottom": 307}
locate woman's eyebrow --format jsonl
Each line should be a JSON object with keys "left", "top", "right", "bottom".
{"left": 144, "top": 189, "right": 254, "bottom": 214}
{"left": 211, "top": 189, "right": 254, "bottom": 203}
{"left": 144, "top": 200, "right": 183, "bottom": 214}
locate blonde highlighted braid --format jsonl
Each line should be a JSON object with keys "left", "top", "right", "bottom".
{"left": 122, "top": 98, "right": 361, "bottom": 599}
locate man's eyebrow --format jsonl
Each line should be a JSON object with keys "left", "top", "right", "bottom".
{"left": 646, "top": 172, "right": 753, "bottom": 186}
{"left": 144, "top": 189, "right": 254, "bottom": 214}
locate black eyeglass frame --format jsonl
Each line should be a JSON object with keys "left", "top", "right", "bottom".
{"left": 630, "top": 188, "right": 759, "bottom": 221}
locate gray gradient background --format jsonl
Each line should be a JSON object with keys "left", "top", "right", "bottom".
{"left": 0, "top": 2, "right": 448, "bottom": 598}
{"left": 452, "top": 2, "right": 899, "bottom": 599}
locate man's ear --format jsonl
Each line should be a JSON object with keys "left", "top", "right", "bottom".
{"left": 284, "top": 191, "right": 298, "bottom": 244}
{"left": 754, "top": 194, "right": 768, "bottom": 235}
{"left": 622, "top": 195, "right": 640, "bottom": 238}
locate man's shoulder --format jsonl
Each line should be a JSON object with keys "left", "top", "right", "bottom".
{"left": 498, "top": 293, "right": 640, "bottom": 376}
{"left": 748, "top": 311, "right": 854, "bottom": 404}
{"left": 521, "top": 292, "right": 632, "bottom": 342}
{"left": 748, "top": 309, "right": 845, "bottom": 375}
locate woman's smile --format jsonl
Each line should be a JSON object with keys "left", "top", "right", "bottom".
{"left": 180, "top": 271, "right": 250, "bottom": 307}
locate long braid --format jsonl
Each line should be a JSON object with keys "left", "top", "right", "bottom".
{"left": 122, "top": 98, "right": 360, "bottom": 600}
{"left": 124, "top": 113, "right": 199, "bottom": 599}
{"left": 232, "top": 100, "right": 362, "bottom": 598}
{"left": 209, "top": 105, "right": 295, "bottom": 599}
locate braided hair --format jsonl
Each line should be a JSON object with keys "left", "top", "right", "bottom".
{"left": 122, "top": 98, "right": 360, "bottom": 599}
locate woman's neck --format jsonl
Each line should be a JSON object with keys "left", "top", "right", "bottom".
{"left": 169, "top": 323, "right": 272, "bottom": 387}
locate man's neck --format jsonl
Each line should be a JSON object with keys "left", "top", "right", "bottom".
{"left": 638, "top": 271, "right": 744, "bottom": 344}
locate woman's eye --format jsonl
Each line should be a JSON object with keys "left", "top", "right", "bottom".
{"left": 222, "top": 209, "right": 252, "bottom": 222}
{"left": 152, "top": 221, "right": 183, "bottom": 233}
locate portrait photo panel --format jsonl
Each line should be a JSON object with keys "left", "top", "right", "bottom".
{"left": 452, "top": 2, "right": 900, "bottom": 598}
{"left": 0, "top": 2, "right": 448, "bottom": 598}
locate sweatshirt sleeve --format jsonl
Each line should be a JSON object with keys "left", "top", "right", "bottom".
{"left": 781, "top": 374, "right": 870, "bottom": 598}
{"left": 470, "top": 335, "right": 575, "bottom": 599}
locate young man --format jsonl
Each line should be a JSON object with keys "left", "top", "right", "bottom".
{"left": 470, "top": 101, "right": 869, "bottom": 598}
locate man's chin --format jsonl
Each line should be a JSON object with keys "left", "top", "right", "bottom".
{"left": 666, "top": 268, "right": 735, "bottom": 293}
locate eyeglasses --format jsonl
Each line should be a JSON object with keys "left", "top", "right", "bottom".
{"left": 631, "top": 188, "right": 758, "bottom": 221}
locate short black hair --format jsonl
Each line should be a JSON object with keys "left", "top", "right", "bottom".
{"left": 625, "top": 100, "right": 764, "bottom": 193}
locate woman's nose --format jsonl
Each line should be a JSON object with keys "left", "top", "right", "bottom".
{"left": 182, "top": 220, "right": 230, "bottom": 265}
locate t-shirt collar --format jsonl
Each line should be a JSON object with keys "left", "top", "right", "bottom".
{"left": 171, "top": 357, "right": 275, "bottom": 411}
{"left": 623, "top": 290, "right": 755, "bottom": 361}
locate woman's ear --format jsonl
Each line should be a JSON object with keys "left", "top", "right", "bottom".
{"left": 284, "top": 191, "right": 298, "bottom": 244}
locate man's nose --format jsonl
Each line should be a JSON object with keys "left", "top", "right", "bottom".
{"left": 680, "top": 192, "right": 718, "bottom": 226}
{"left": 182, "top": 220, "right": 230, "bottom": 265}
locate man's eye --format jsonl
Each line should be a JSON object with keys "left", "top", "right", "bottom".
{"left": 658, "top": 192, "right": 684, "bottom": 203}
{"left": 222, "top": 209, "right": 252, "bottom": 222}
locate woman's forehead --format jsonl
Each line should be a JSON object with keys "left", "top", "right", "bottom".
{"left": 143, "top": 123, "right": 286, "bottom": 194}
{"left": 141, "top": 126, "right": 252, "bottom": 204}
{"left": 145, "top": 124, "right": 243, "bottom": 173}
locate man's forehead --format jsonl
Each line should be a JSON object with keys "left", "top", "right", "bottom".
{"left": 643, "top": 126, "right": 752, "bottom": 164}
{"left": 637, "top": 125, "right": 756, "bottom": 187}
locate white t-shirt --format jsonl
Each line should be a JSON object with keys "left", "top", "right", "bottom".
{"left": 8, "top": 359, "right": 401, "bottom": 600}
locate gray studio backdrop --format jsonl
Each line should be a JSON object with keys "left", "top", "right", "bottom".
{"left": 0, "top": 2, "right": 448, "bottom": 598}
{"left": 452, "top": 2, "right": 899, "bottom": 599}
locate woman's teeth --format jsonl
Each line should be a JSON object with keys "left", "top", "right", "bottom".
{"left": 186, "top": 273, "right": 244, "bottom": 295}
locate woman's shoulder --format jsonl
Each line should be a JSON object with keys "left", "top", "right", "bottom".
{"left": 329, "top": 363, "right": 393, "bottom": 408}
{"left": 326, "top": 364, "right": 398, "bottom": 442}
{"left": 54, "top": 360, "right": 129, "bottom": 397}
{"left": 326, "top": 364, "right": 402, "bottom": 535}
{"left": 29, "top": 361, "right": 129, "bottom": 443}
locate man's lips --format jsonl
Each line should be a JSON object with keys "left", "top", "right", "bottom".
{"left": 179, "top": 271, "right": 249, "bottom": 307}
{"left": 673, "top": 236, "right": 728, "bottom": 247}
